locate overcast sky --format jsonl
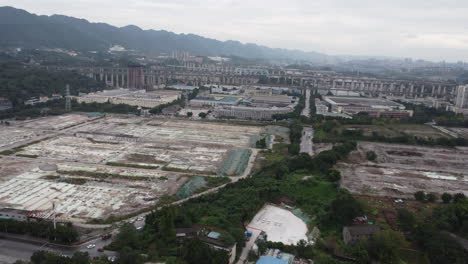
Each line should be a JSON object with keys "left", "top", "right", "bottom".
{"left": 2, "top": 0, "right": 468, "bottom": 62}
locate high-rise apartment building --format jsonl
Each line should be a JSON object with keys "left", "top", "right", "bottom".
{"left": 455, "top": 85, "right": 468, "bottom": 109}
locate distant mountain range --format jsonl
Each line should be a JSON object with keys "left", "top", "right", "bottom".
{"left": 0, "top": 6, "right": 332, "bottom": 63}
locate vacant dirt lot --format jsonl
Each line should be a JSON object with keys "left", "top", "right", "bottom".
{"left": 0, "top": 115, "right": 274, "bottom": 222}
{"left": 338, "top": 142, "right": 468, "bottom": 198}
{"left": 339, "top": 124, "right": 449, "bottom": 139}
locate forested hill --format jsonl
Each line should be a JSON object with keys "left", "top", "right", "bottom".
{"left": 0, "top": 63, "right": 105, "bottom": 106}
{"left": 0, "top": 6, "right": 329, "bottom": 62}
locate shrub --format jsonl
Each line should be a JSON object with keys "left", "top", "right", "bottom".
{"left": 366, "top": 151, "right": 377, "bottom": 161}
{"left": 441, "top": 193, "right": 452, "bottom": 204}
{"left": 414, "top": 191, "right": 426, "bottom": 202}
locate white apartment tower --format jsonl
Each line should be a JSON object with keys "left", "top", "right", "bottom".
{"left": 455, "top": 85, "right": 468, "bottom": 109}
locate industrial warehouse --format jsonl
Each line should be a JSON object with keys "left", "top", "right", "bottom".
{"left": 74, "top": 89, "right": 182, "bottom": 108}
{"left": 323, "top": 96, "right": 413, "bottom": 118}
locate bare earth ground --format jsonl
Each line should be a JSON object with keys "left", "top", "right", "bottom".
{"left": 445, "top": 127, "right": 468, "bottom": 139}
{"left": 0, "top": 115, "right": 274, "bottom": 223}
{"left": 338, "top": 142, "right": 468, "bottom": 198}
{"left": 340, "top": 124, "right": 449, "bottom": 139}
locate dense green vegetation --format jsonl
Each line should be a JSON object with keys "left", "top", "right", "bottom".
{"left": 72, "top": 101, "right": 140, "bottom": 114}
{"left": 366, "top": 151, "right": 377, "bottom": 161}
{"left": 255, "top": 137, "right": 267, "bottom": 149}
{"left": 436, "top": 115, "right": 468, "bottom": 127}
{"left": 15, "top": 251, "right": 111, "bottom": 264}
{"left": 396, "top": 198, "right": 468, "bottom": 264}
{"left": 0, "top": 219, "right": 78, "bottom": 244}
{"left": 0, "top": 99, "right": 140, "bottom": 120}
{"left": 0, "top": 63, "right": 105, "bottom": 107}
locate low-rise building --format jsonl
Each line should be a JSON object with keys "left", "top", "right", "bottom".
{"left": 324, "top": 96, "right": 408, "bottom": 118}
{"left": 74, "top": 89, "right": 181, "bottom": 108}
{"left": 343, "top": 225, "right": 380, "bottom": 245}
{"left": 175, "top": 227, "right": 199, "bottom": 241}
{"left": 250, "top": 95, "right": 294, "bottom": 108}
{"left": 214, "top": 105, "right": 294, "bottom": 120}
{"left": 256, "top": 256, "right": 288, "bottom": 264}
{"left": 189, "top": 96, "right": 241, "bottom": 107}
{"left": 199, "top": 231, "right": 237, "bottom": 264}
{"left": 0, "top": 208, "right": 30, "bottom": 221}
{"left": 315, "top": 100, "right": 329, "bottom": 115}
{"left": 25, "top": 94, "right": 63, "bottom": 106}
{"left": 210, "top": 85, "right": 242, "bottom": 95}
{"left": 0, "top": 97, "right": 12, "bottom": 111}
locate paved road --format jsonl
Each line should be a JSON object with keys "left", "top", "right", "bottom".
{"left": 0, "top": 234, "right": 117, "bottom": 263}
{"left": 301, "top": 89, "right": 311, "bottom": 118}
{"left": 431, "top": 125, "right": 459, "bottom": 138}
{"left": 299, "top": 127, "right": 314, "bottom": 156}
{"left": 236, "top": 228, "right": 261, "bottom": 264}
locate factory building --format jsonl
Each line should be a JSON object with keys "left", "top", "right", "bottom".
{"left": 74, "top": 89, "right": 181, "bottom": 108}
{"left": 214, "top": 105, "right": 294, "bottom": 120}
{"left": 324, "top": 96, "right": 405, "bottom": 114}
{"left": 189, "top": 96, "right": 241, "bottom": 107}
{"left": 249, "top": 95, "right": 295, "bottom": 108}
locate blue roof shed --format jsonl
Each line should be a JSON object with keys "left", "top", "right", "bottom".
{"left": 256, "top": 256, "right": 288, "bottom": 264}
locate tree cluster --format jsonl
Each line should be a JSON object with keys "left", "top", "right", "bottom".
{"left": 0, "top": 219, "right": 78, "bottom": 244}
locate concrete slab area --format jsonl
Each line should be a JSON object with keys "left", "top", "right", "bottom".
{"left": 247, "top": 204, "right": 308, "bottom": 245}
{"left": 0, "top": 115, "right": 271, "bottom": 222}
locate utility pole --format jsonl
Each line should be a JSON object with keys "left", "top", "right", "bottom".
{"left": 52, "top": 200, "right": 57, "bottom": 230}
{"left": 65, "top": 84, "right": 71, "bottom": 112}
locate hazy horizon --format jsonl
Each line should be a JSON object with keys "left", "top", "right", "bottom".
{"left": 2, "top": 0, "right": 468, "bottom": 63}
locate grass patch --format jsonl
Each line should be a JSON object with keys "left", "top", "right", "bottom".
{"left": 57, "top": 170, "right": 151, "bottom": 181}
{"left": 15, "top": 154, "right": 39, "bottom": 158}
{"left": 162, "top": 166, "right": 216, "bottom": 175}
{"left": 60, "top": 177, "right": 88, "bottom": 185}
{"left": 0, "top": 137, "right": 50, "bottom": 156}
{"left": 42, "top": 175, "right": 60, "bottom": 180}
{"left": 0, "top": 150, "right": 16, "bottom": 155}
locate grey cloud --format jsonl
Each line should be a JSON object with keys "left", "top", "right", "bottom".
{"left": 1, "top": 0, "right": 468, "bottom": 61}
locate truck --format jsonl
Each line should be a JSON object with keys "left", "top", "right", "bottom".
{"left": 245, "top": 231, "right": 253, "bottom": 241}
{"left": 101, "top": 233, "right": 112, "bottom": 240}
